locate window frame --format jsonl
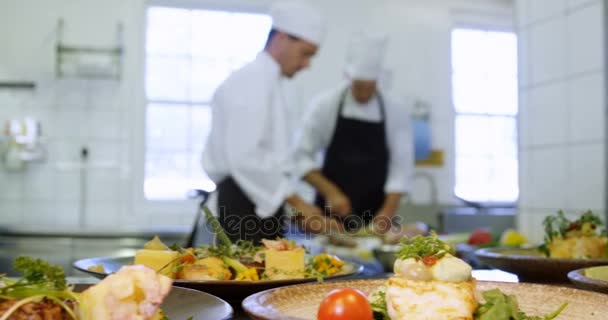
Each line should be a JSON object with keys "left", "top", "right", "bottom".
{"left": 132, "top": 1, "right": 269, "bottom": 216}
{"left": 450, "top": 23, "right": 519, "bottom": 208}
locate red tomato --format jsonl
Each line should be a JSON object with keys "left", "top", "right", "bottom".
{"left": 422, "top": 255, "right": 438, "bottom": 266}
{"left": 317, "top": 288, "right": 373, "bottom": 320}
{"left": 468, "top": 229, "right": 493, "bottom": 246}
{"left": 179, "top": 252, "right": 196, "bottom": 264}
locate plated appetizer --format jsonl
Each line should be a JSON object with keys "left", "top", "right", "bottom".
{"left": 127, "top": 236, "right": 345, "bottom": 282}
{"left": 319, "top": 234, "right": 567, "bottom": 320}
{"left": 541, "top": 210, "right": 608, "bottom": 259}
{"left": 92, "top": 207, "right": 346, "bottom": 282}
{"left": 1, "top": 257, "right": 172, "bottom": 320}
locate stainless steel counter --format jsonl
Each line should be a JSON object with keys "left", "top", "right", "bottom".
{"left": 0, "top": 228, "right": 189, "bottom": 276}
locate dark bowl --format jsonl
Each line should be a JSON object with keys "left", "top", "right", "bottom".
{"left": 475, "top": 247, "right": 608, "bottom": 283}
{"left": 568, "top": 266, "right": 608, "bottom": 294}
{"left": 372, "top": 244, "right": 399, "bottom": 272}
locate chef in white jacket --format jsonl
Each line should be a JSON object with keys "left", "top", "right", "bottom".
{"left": 202, "top": 1, "right": 341, "bottom": 244}
{"left": 294, "top": 32, "right": 414, "bottom": 232}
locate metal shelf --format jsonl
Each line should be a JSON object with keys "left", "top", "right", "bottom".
{"left": 0, "top": 82, "right": 35, "bottom": 90}
{"left": 55, "top": 19, "right": 123, "bottom": 80}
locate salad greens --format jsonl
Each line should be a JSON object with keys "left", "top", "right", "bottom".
{"left": 370, "top": 290, "right": 389, "bottom": 320}
{"left": 0, "top": 256, "right": 80, "bottom": 320}
{"left": 396, "top": 232, "right": 454, "bottom": 261}
{"left": 0, "top": 256, "right": 74, "bottom": 300}
{"left": 540, "top": 210, "right": 606, "bottom": 256}
{"left": 474, "top": 289, "right": 567, "bottom": 320}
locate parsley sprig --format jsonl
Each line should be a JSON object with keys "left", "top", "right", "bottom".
{"left": 396, "top": 232, "right": 453, "bottom": 261}
{"left": 541, "top": 210, "right": 606, "bottom": 255}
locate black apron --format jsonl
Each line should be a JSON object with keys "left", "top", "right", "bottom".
{"left": 314, "top": 88, "right": 389, "bottom": 230}
{"left": 217, "top": 177, "right": 284, "bottom": 244}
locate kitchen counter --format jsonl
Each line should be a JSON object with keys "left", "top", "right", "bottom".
{"left": 0, "top": 225, "right": 190, "bottom": 239}
{"left": 0, "top": 228, "right": 189, "bottom": 277}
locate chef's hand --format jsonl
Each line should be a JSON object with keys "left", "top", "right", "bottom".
{"left": 286, "top": 195, "right": 344, "bottom": 234}
{"left": 299, "top": 205, "right": 345, "bottom": 235}
{"left": 372, "top": 211, "right": 395, "bottom": 234}
{"left": 325, "top": 189, "right": 351, "bottom": 217}
{"left": 291, "top": 199, "right": 323, "bottom": 218}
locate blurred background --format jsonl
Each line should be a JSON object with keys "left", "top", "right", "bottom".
{"left": 0, "top": 0, "right": 605, "bottom": 275}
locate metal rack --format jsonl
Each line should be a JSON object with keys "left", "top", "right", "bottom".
{"left": 55, "top": 19, "right": 123, "bottom": 80}
{"left": 0, "top": 82, "right": 35, "bottom": 90}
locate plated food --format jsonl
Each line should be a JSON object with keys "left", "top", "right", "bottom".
{"left": 568, "top": 265, "right": 608, "bottom": 294}
{"left": 74, "top": 207, "right": 361, "bottom": 302}
{"left": 1, "top": 256, "right": 232, "bottom": 320}
{"left": 475, "top": 210, "right": 608, "bottom": 282}
{"left": 244, "top": 234, "right": 607, "bottom": 319}
{"left": 88, "top": 206, "right": 351, "bottom": 282}
{"left": 541, "top": 210, "right": 608, "bottom": 259}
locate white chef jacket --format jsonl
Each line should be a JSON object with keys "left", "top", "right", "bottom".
{"left": 202, "top": 51, "right": 297, "bottom": 218}
{"left": 294, "top": 82, "right": 414, "bottom": 194}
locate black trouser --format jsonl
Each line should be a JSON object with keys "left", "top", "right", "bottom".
{"left": 217, "top": 177, "right": 284, "bottom": 245}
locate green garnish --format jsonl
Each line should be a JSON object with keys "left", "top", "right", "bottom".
{"left": 202, "top": 205, "right": 233, "bottom": 249}
{"left": 474, "top": 289, "right": 567, "bottom": 320}
{"left": 396, "top": 232, "right": 453, "bottom": 261}
{"left": 1, "top": 256, "right": 69, "bottom": 297}
{"left": 0, "top": 257, "right": 80, "bottom": 320}
{"left": 541, "top": 210, "right": 606, "bottom": 256}
{"left": 370, "top": 289, "right": 389, "bottom": 320}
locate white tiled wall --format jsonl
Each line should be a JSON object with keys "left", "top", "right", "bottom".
{"left": 529, "top": 18, "right": 567, "bottom": 83}
{"left": 0, "top": 0, "right": 514, "bottom": 230}
{"left": 566, "top": 2, "right": 604, "bottom": 74}
{"left": 568, "top": 74, "right": 605, "bottom": 142}
{"left": 516, "top": 0, "right": 605, "bottom": 244}
{"left": 527, "top": 82, "right": 568, "bottom": 146}
{"left": 0, "top": 0, "right": 138, "bottom": 231}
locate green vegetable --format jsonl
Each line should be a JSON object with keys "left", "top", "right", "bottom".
{"left": 396, "top": 232, "right": 453, "bottom": 261}
{"left": 541, "top": 210, "right": 606, "bottom": 256}
{"left": 369, "top": 289, "right": 389, "bottom": 320}
{"left": 222, "top": 257, "right": 259, "bottom": 281}
{"left": 474, "top": 289, "right": 567, "bottom": 320}
{"left": 0, "top": 256, "right": 74, "bottom": 299}
{"left": 198, "top": 206, "right": 265, "bottom": 261}
{"left": 0, "top": 257, "right": 80, "bottom": 320}
{"left": 202, "top": 205, "right": 233, "bottom": 249}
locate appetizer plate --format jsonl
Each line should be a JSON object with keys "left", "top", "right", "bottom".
{"left": 242, "top": 279, "right": 608, "bottom": 320}
{"left": 474, "top": 247, "right": 608, "bottom": 283}
{"left": 568, "top": 266, "right": 608, "bottom": 294}
{"left": 73, "top": 256, "right": 362, "bottom": 302}
{"left": 74, "top": 284, "right": 233, "bottom": 320}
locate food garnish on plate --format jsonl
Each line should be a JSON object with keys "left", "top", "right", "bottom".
{"left": 131, "top": 206, "right": 346, "bottom": 282}
{"left": 262, "top": 239, "right": 306, "bottom": 280}
{"left": 317, "top": 233, "right": 567, "bottom": 320}
{"left": 0, "top": 256, "right": 173, "bottom": 320}
{"left": 371, "top": 233, "right": 477, "bottom": 319}
{"left": 541, "top": 210, "right": 608, "bottom": 259}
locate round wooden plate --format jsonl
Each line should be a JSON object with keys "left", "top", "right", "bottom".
{"left": 242, "top": 279, "right": 608, "bottom": 320}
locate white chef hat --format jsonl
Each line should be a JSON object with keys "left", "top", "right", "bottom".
{"left": 345, "top": 32, "right": 389, "bottom": 81}
{"left": 270, "top": 0, "right": 326, "bottom": 46}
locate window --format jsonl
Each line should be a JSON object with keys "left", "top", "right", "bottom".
{"left": 452, "top": 28, "right": 518, "bottom": 203}
{"left": 144, "top": 7, "right": 271, "bottom": 200}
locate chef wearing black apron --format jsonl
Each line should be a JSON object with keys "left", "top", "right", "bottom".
{"left": 295, "top": 32, "right": 413, "bottom": 233}
{"left": 314, "top": 89, "right": 389, "bottom": 230}
{"left": 216, "top": 177, "right": 285, "bottom": 244}
{"left": 201, "top": 2, "right": 335, "bottom": 245}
